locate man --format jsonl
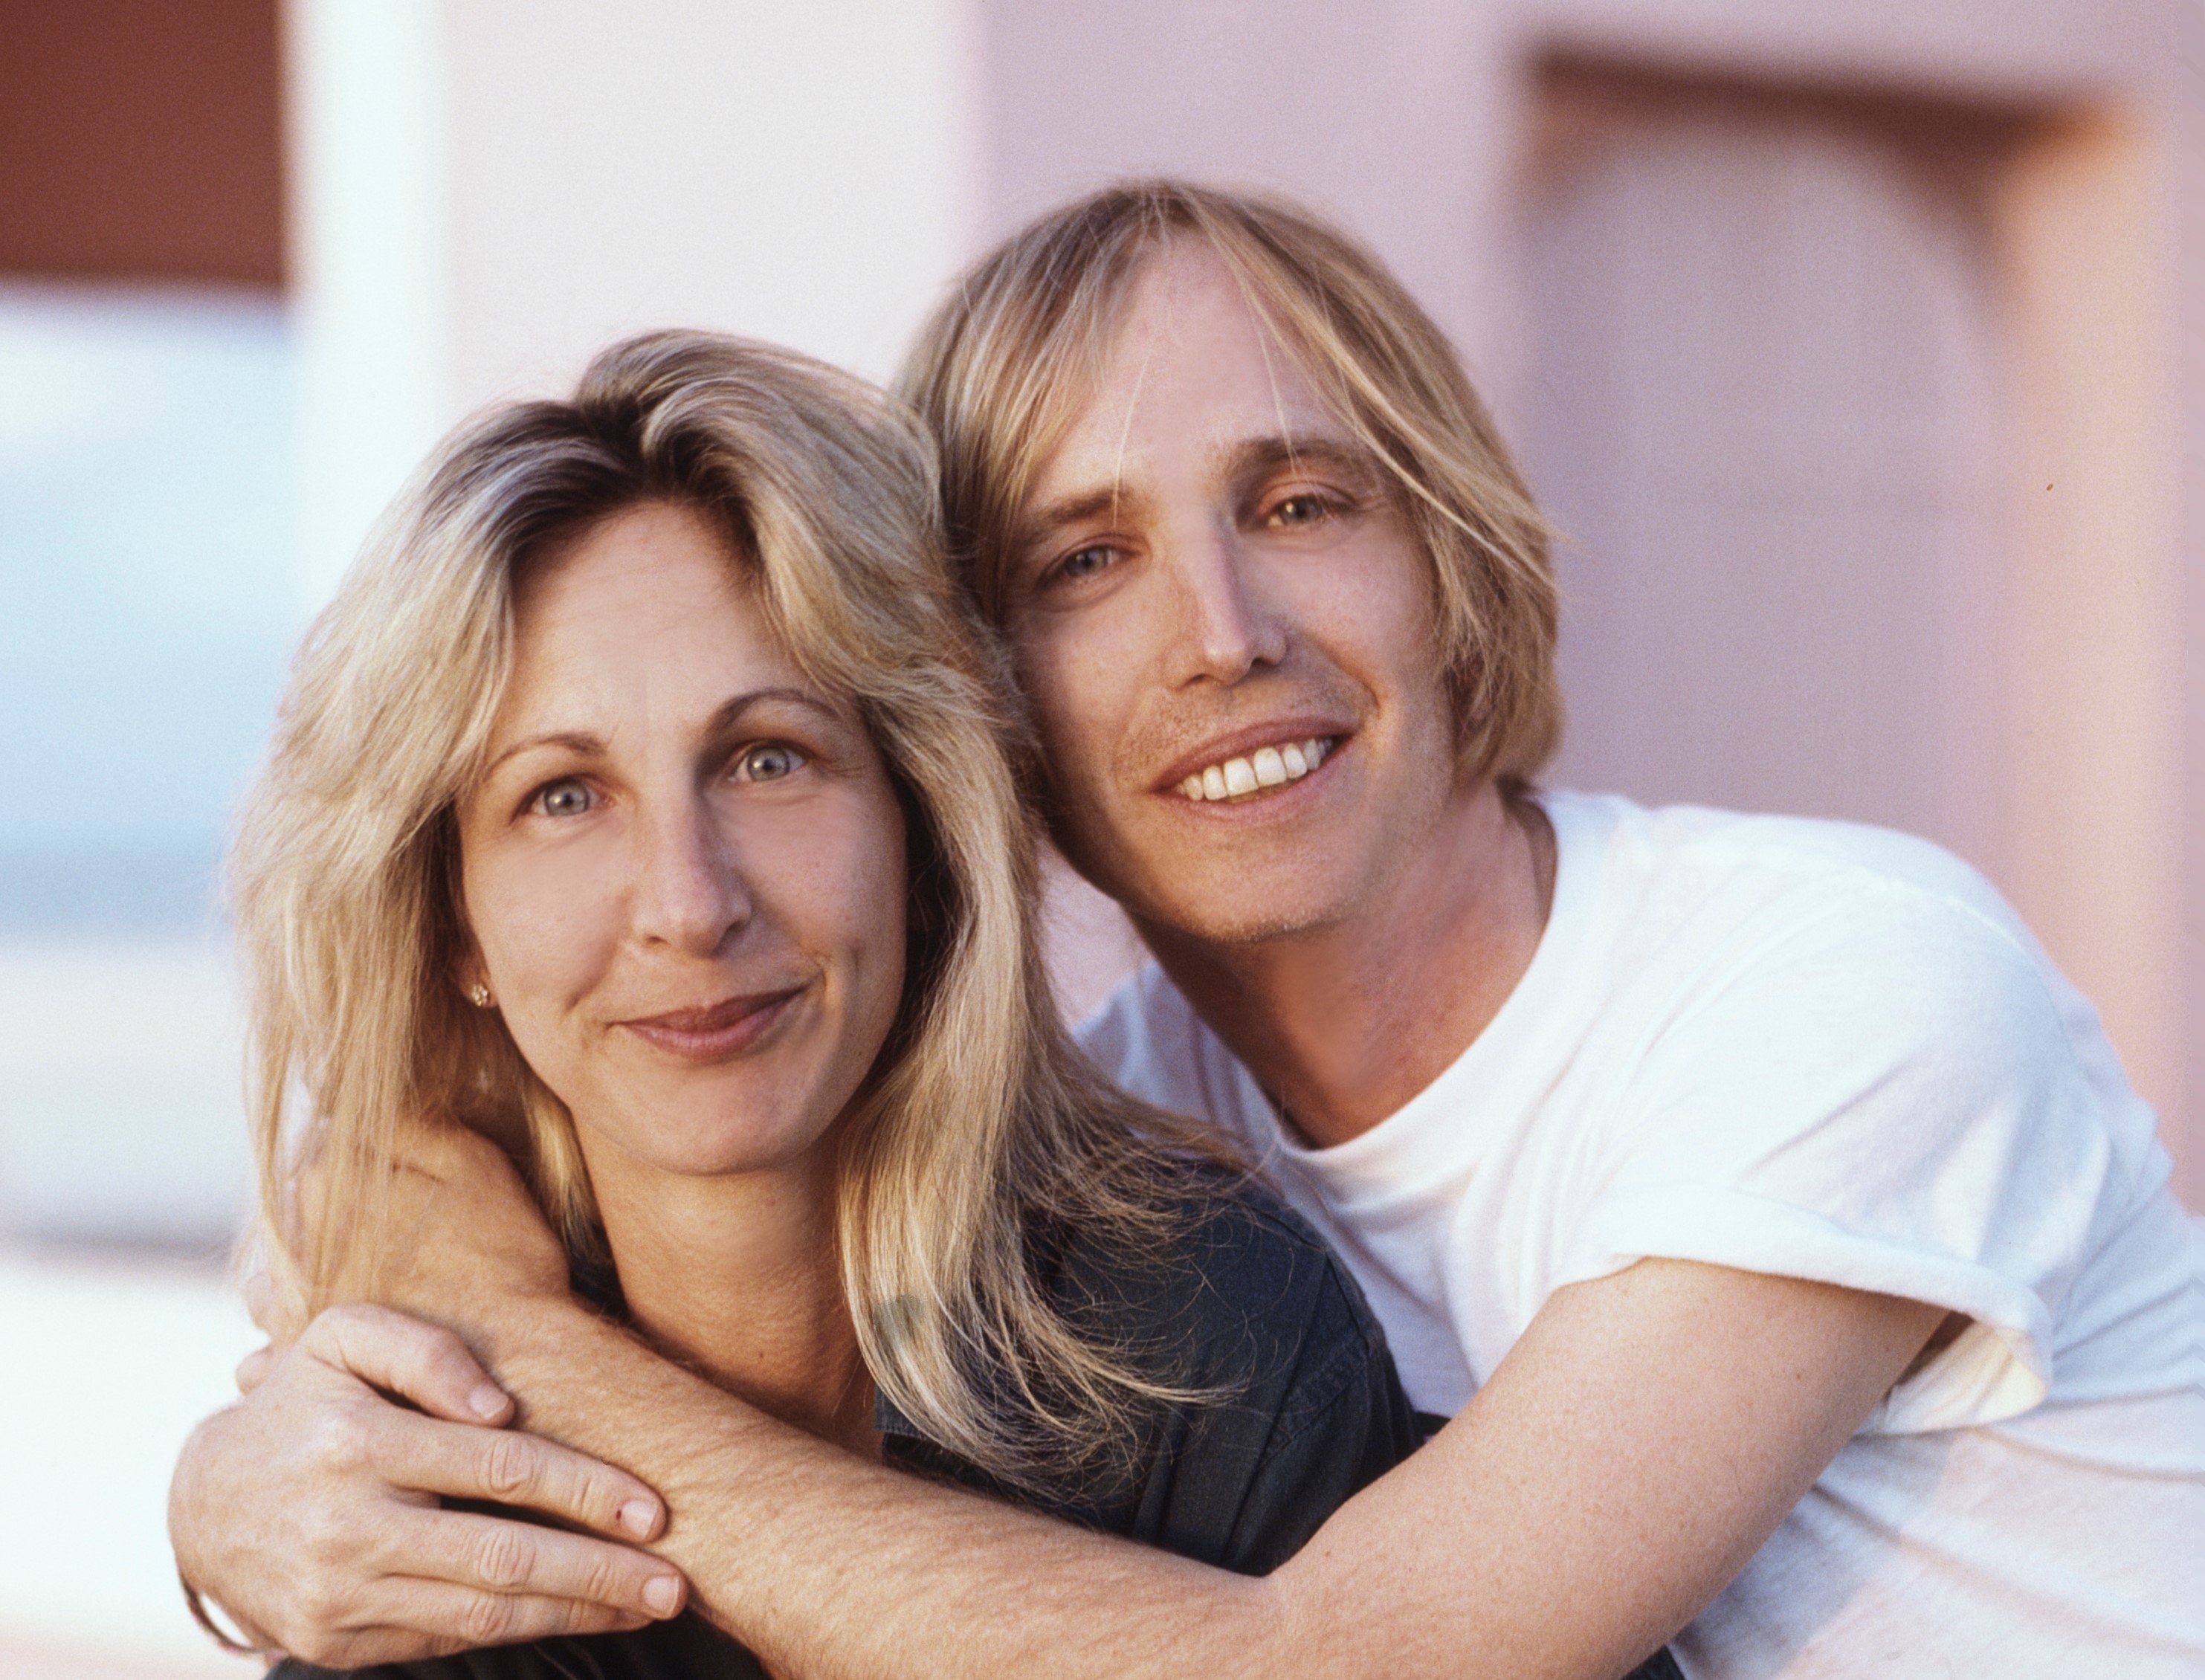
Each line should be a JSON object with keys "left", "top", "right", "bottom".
{"left": 172, "top": 183, "right": 2203, "bottom": 1677}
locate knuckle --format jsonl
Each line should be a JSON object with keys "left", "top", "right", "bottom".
{"left": 580, "top": 1548, "right": 626, "bottom": 1607}
{"left": 303, "top": 1407, "right": 373, "bottom": 1477}
{"left": 473, "top": 1525, "right": 537, "bottom": 1591}
{"left": 480, "top": 1432, "right": 538, "bottom": 1501}
{"left": 313, "top": 1302, "right": 375, "bottom": 1343}
{"left": 296, "top": 1495, "right": 370, "bottom": 1577}
{"left": 295, "top": 1512, "right": 343, "bottom": 1571}
{"left": 291, "top": 1569, "right": 347, "bottom": 1635}
{"left": 564, "top": 1464, "right": 613, "bottom": 1524}
{"left": 293, "top": 1502, "right": 341, "bottom": 1564}
{"left": 421, "top": 1333, "right": 482, "bottom": 1393}
{"left": 562, "top": 1598, "right": 626, "bottom": 1635}
{"left": 410, "top": 1318, "right": 465, "bottom": 1363}
{"left": 461, "top": 1589, "right": 517, "bottom": 1645}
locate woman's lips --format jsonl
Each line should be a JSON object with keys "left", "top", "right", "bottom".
{"left": 617, "top": 987, "right": 803, "bottom": 1063}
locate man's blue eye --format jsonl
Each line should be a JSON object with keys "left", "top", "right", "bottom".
{"left": 737, "top": 743, "right": 801, "bottom": 781}
{"left": 533, "top": 778, "right": 593, "bottom": 817}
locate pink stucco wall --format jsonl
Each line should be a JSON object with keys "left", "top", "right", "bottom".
{"left": 974, "top": 0, "right": 2204, "bottom": 1205}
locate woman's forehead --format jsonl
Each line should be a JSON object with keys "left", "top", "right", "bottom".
{"left": 497, "top": 504, "right": 823, "bottom": 739}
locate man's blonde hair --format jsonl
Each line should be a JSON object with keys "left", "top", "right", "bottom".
{"left": 233, "top": 331, "right": 1218, "bottom": 1487}
{"left": 898, "top": 178, "right": 1562, "bottom": 784}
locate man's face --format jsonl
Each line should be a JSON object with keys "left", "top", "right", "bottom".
{"left": 1005, "top": 245, "right": 1463, "bottom": 948}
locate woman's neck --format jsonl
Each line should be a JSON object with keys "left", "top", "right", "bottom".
{"left": 577, "top": 1136, "right": 874, "bottom": 1453}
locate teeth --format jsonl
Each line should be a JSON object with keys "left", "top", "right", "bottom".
{"left": 1177, "top": 737, "right": 1335, "bottom": 803}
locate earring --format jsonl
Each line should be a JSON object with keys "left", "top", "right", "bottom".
{"left": 468, "top": 982, "right": 494, "bottom": 1009}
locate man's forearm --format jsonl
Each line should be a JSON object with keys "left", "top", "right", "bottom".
{"left": 445, "top": 1260, "right": 1932, "bottom": 1680}
{"left": 476, "top": 1296, "right": 1294, "bottom": 1680}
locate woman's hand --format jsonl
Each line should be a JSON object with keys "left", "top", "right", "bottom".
{"left": 172, "top": 1302, "right": 688, "bottom": 1669}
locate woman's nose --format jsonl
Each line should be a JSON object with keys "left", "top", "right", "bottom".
{"left": 630, "top": 799, "right": 750, "bottom": 954}
{"left": 1166, "top": 529, "right": 1288, "bottom": 688}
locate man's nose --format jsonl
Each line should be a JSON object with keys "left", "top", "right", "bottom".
{"left": 630, "top": 797, "right": 750, "bottom": 954}
{"left": 1166, "top": 527, "right": 1288, "bottom": 687}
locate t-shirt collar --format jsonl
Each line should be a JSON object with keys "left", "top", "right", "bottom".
{"left": 1249, "top": 790, "right": 1618, "bottom": 1203}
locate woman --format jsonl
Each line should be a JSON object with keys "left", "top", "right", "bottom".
{"left": 220, "top": 331, "right": 1439, "bottom": 1678}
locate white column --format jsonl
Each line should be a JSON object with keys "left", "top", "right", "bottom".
{"left": 287, "top": 0, "right": 979, "bottom": 607}
{"left": 442, "top": 0, "right": 979, "bottom": 404}
{"left": 286, "top": 0, "right": 450, "bottom": 607}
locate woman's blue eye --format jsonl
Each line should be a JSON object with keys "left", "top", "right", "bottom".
{"left": 1271, "top": 494, "right": 1329, "bottom": 527}
{"left": 736, "top": 743, "right": 802, "bottom": 782}
{"left": 532, "top": 778, "right": 594, "bottom": 817}
{"left": 1057, "top": 544, "right": 1113, "bottom": 582}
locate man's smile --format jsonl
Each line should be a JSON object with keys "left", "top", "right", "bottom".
{"left": 1171, "top": 734, "right": 1341, "bottom": 803}
{"left": 1149, "top": 720, "right": 1353, "bottom": 807}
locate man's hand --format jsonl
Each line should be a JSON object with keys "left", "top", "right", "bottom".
{"left": 235, "top": 1119, "right": 569, "bottom": 1384}
{"left": 387, "top": 1122, "right": 575, "bottom": 1314}
{"left": 172, "top": 1302, "right": 688, "bottom": 1669}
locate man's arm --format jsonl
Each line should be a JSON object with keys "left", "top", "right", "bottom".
{"left": 179, "top": 1124, "right": 1939, "bottom": 1678}
{"left": 473, "top": 1254, "right": 1937, "bottom": 1680}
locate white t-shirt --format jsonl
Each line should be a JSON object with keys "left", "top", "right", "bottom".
{"left": 1079, "top": 791, "right": 2205, "bottom": 1678}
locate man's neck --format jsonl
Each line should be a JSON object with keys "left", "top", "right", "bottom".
{"left": 580, "top": 1137, "right": 874, "bottom": 1453}
{"left": 1142, "top": 778, "right": 1554, "bottom": 1149}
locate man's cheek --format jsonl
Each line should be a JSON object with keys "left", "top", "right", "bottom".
{"left": 1016, "top": 668, "right": 1102, "bottom": 786}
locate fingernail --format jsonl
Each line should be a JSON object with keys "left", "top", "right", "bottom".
{"left": 619, "top": 1499, "right": 658, "bottom": 1540}
{"left": 643, "top": 1576, "right": 681, "bottom": 1616}
{"left": 468, "top": 1383, "right": 509, "bottom": 1419}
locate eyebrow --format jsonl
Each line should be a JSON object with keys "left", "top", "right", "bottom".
{"left": 1221, "top": 432, "right": 1383, "bottom": 490}
{"left": 1020, "top": 430, "right": 1384, "bottom": 547}
{"left": 1016, "top": 483, "right": 1151, "bottom": 551}
{"left": 481, "top": 685, "right": 848, "bottom": 779}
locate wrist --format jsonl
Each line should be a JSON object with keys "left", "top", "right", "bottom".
{"left": 180, "top": 1570, "right": 264, "bottom": 1656}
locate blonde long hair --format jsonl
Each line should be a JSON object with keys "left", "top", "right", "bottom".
{"left": 899, "top": 178, "right": 1563, "bottom": 786}
{"left": 233, "top": 331, "right": 1219, "bottom": 1486}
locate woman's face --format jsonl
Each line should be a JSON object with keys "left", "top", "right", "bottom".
{"left": 455, "top": 500, "right": 908, "bottom": 1182}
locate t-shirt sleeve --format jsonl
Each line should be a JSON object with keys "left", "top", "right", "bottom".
{"left": 1556, "top": 885, "right": 2123, "bottom": 1434}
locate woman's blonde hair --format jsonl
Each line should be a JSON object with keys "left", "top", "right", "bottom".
{"left": 898, "top": 177, "right": 1563, "bottom": 785}
{"left": 233, "top": 331, "right": 1218, "bottom": 1487}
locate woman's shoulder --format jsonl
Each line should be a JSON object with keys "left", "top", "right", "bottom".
{"left": 1001, "top": 1166, "right": 1419, "bottom": 1573}
{"left": 1050, "top": 1165, "right": 1394, "bottom": 1405}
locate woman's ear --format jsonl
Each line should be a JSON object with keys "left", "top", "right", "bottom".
{"left": 453, "top": 954, "right": 496, "bottom": 1012}
{"left": 442, "top": 811, "right": 496, "bottom": 1011}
